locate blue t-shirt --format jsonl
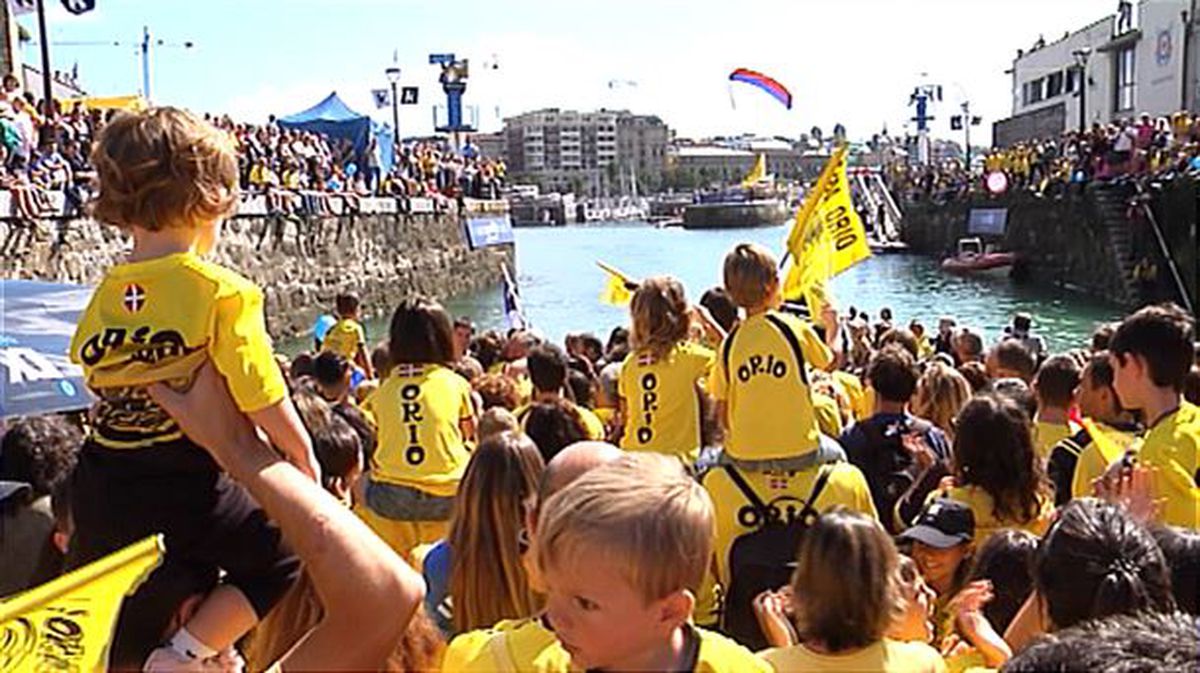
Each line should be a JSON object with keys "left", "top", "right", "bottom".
{"left": 421, "top": 539, "right": 454, "bottom": 637}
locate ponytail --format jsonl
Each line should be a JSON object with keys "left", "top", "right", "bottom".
{"left": 1035, "top": 499, "right": 1174, "bottom": 630}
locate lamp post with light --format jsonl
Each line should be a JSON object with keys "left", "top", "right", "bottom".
{"left": 385, "top": 65, "right": 401, "bottom": 145}
{"left": 1072, "top": 48, "right": 1092, "bottom": 133}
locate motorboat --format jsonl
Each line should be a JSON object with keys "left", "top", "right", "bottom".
{"left": 941, "top": 237, "right": 1015, "bottom": 278}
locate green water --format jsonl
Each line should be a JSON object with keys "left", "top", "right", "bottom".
{"left": 287, "top": 222, "right": 1124, "bottom": 356}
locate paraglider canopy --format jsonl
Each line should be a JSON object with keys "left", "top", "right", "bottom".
{"left": 729, "top": 68, "right": 792, "bottom": 109}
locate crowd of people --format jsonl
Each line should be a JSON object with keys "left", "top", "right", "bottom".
{"left": 0, "top": 73, "right": 505, "bottom": 221}
{"left": 891, "top": 110, "right": 1200, "bottom": 203}
{"left": 3, "top": 107, "right": 1200, "bottom": 671}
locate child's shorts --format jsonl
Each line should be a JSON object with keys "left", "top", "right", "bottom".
{"left": 66, "top": 438, "right": 301, "bottom": 667}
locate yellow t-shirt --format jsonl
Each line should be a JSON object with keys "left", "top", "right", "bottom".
{"left": 710, "top": 311, "right": 832, "bottom": 460}
{"left": 442, "top": 618, "right": 565, "bottom": 672}
{"left": 619, "top": 342, "right": 715, "bottom": 463}
{"left": 813, "top": 392, "right": 844, "bottom": 438}
{"left": 760, "top": 638, "right": 946, "bottom": 673}
{"left": 321, "top": 318, "right": 366, "bottom": 360}
{"left": 70, "top": 251, "right": 285, "bottom": 449}
{"left": 1138, "top": 401, "right": 1200, "bottom": 528}
{"left": 515, "top": 400, "right": 606, "bottom": 441}
{"left": 1071, "top": 422, "right": 1138, "bottom": 499}
{"left": 832, "top": 370, "right": 872, "bottom": 422}
{"left": 931, "top": 485, "right": 1054, "bottom": 544}
{"left": 1033, "top": 419, "right": 1080, "bottom": 463}
{"left": 444, "top": 619, "right": 769, "bottom": 673}
{"left": 702, "top": 462, "right": 877, "bottom": 589}
{"left": 366, "top": 363, "right": 473, "bottom": 497}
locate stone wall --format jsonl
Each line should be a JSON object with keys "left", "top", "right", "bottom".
{"left": 0, "top": 198, "right": 514, "bottom": 339}
{"left": 899, "top": 178, "right": 1198, "bottom": 311}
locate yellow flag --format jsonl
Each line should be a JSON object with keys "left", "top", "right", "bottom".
{"left": 783, "top": 144, "right": 872, "bottom": 301}
{"left": 597, "top": 261, "right": 638, "bottom": 307}
{"left": 1081, "top": 418, "right": 1124, "bottom": 466}
{"left": 741, "top": 153, "right": 766, "bottom": 188}
{"left": 0, "top": 536, "right": 164, "bottom": 672}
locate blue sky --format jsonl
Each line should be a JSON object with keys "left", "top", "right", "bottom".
{"left": 22, "top": 0, "right": 1119, "bottom": 143}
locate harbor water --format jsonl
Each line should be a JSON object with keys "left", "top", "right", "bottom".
{"left": 293, "top": 222, "right": 1124, "bottom": 355}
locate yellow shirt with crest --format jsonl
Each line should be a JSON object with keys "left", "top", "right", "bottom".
{"left": 709, "top": 311, "right": 832, "bottom": 460}
{"left": 618, "top": 341, "right": 715, "bottom": 463}
{"left": 365, "top": 363, "right": 473, "bottom": 497}
{"left": 69, "top": 251, "right": 286, "bottom": 449}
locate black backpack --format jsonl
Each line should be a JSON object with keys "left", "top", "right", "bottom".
{"left": 719, "top": 462, "right": 832, "bottom": 651}
{"left": 854, "top": 417, "right": 935, "bottom": 535}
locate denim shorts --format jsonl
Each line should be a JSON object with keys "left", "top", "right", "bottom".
{"left": 364, "top": 478, "right": 455, "bottom": 522}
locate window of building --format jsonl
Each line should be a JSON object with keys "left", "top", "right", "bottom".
{"left": 1022, "top": 78, "right": 1047, "bottom": 106}
{"left": 1065, "top": 68, "right": 1077, "bottom": 93}
{"left": 1046, "top": 71, "right": 1064, "bottom": 97}
{"left": 1114, "top": 47, "right": 1135, "bottom": 111}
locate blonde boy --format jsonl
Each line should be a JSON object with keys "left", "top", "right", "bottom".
{"left": 536, "top": 453, "right": 769, "bottom": 671}
{"left": 68, "top": 108, "right": 313, "bottom": 668}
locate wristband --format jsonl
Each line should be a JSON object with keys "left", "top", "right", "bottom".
{"left": 167, "top": 627, "right": 218, "bottom": 661}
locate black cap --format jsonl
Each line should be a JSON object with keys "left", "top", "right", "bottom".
{"left": 899, "top": 498, "right": 975, "bottom": 548}
{"left": 0, "top": 480, "right": 31, "bottom": 504}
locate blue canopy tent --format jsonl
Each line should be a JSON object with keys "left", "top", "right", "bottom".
{"left": 277, "top": 92, "right": 394, "bottom": 173}
{"left": 0, "top": 280, "right": 94, "bottom": 418}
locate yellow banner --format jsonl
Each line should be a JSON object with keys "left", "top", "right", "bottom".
{"left": 741, "top": 153, "right": 766, "bottom": 188}
{"left": 0, "top": 536, "right": 164, "bottom": 672}
{"left": 597, "top": 261, "right": 638, "bottom": 307}
{"left": 783, "top": 145, "right": 872, "bottom": 301}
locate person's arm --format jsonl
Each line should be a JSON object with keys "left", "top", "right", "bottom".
{"left": 354, "top": 343, "right": 374, "bottom": 380}
{"left": 148, "top": 362, "right": 424, "bottom": 671}
{"left": 212, "top": 287, "right": 319, "bottom": 482}
{"left": 1002, "top": 590, "right": 1047, "bottom": 654}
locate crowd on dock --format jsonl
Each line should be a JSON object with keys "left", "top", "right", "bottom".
{"left": 891, "top": 110, "right": 1200, "bottom": 202}
{"left": 0, "top": 79, "right": 505, "bottom": 222}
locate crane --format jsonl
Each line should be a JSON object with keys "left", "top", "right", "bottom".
{"left": 30, "top": 25, "right": 195, "bottom": 101}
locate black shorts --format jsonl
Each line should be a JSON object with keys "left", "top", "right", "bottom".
{"left": 66, "top": 438, "right": 300, "bottom": 667}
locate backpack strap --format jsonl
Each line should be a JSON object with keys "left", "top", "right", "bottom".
{"left": 763, "top": 313, "right": 809, "bottom": 386}
{"left": 721, "top": 464, "right": 770, "bottom": 518}
{"left": 798, "top": 464, "right": 834, "bottom": 525}
{"left": 721, "top": 324, "right": 740, "bottom": 385}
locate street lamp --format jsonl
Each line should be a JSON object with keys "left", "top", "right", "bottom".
{"left": 385, "top": 65, "right": 401, "bottom": 145}
{"left": 1072, "top": 48, "right": 1092, "bottom": 133}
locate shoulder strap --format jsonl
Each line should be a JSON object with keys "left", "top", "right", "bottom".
{"left": 799, "top": 464, "right": 834, "bottom": 523}
{"left": 721, "top": 464, "right": 769, "bottom": 515}
{"left": 721, "top": 324, "right": 740, "bottom": 385}
{"left": 762, "top": 313, "right": 809, "bottom": 386}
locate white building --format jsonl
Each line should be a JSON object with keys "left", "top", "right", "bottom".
{"left": 995, "top": 0, "right": 1199, "bottom": 146}
{"left": 504, "top": 108, "right": 667, "bottom": 194}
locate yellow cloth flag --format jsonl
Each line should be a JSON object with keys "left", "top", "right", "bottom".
{"left": 741, "top": 153, "right": 766, "bottom": 187}
{"left": 597, "top": 261, "right": 638, "bottom": 307}
{"left": 1081, "top": 418, "right": 1124, "bottom": 462}
{"left": 0, "top": 536, "right": 164, "bottom": 672}
{"left": 783, "top": 144, "right": 872, "bottom": 300}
